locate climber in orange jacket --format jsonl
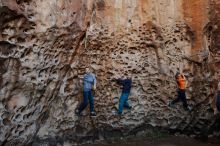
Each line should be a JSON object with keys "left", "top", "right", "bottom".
{"left": 168, "top": 72, "right": 191, "bottom": 111}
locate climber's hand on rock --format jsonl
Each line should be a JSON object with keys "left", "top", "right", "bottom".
{"left": 78, "top": 75, "right": 84, "bottom": 79}
{"left": 111, "top": 78, "right": 116, "bottom": 81}
{"left": 114, "top": 74, "right": 120, "bottom": 79}
{"left": 93, "top": 85, "right": 96, "bottom": 90}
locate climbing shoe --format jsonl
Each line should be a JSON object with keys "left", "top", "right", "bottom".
{"left": 75, "top": 109, "right": 81, "bottom": 116}
{"left": 168, "top": 101, "right": 174, "bottom": 108}
{"left": 124, "top": 105, "right": 132, "bottom": 110}
{"left": 113, "top": 112, "right": 122, "bottom": 117}
{"left": 117, "top": 111, "right": 122, "bottom": 116}
{"left": 90, "top": 111, "right": 97, "bottom": 117}
{"left": 112, "top": 110, "right": 122, "bottom": 116}
{"left": 184, "top": 106, "right": 192, "bottom": 111}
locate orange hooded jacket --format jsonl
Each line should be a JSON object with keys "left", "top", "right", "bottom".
{"left": 176, "top": 75, "right": 186, "bottom": 90}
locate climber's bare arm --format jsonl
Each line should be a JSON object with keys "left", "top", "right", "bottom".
{"left": 78, "top": 75, "right": 84, "bottom": 79}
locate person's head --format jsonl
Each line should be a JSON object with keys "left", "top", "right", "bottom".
{"left": 85, "top": 67, "right": 90, "bottom": 74}
{"left": 127, "top": 73, "right": 132, "bottom": 79}
{"left": 123, "top": 73, "right": 132, "bottom": 79}
{"left": 123, "top": 73, "right": 128, "bottom": 79}
{"left": 121, "top": 75, "right": 125, "bottom": 79}
{"left": 175, "top": 72, "right": 181, "bottom": 79}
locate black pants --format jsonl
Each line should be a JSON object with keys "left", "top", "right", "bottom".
{"left": 171, "top": 89, "right": 188, "bottom": 108}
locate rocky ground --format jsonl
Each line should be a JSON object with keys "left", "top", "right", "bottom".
{"left": 83, "top": 136, "right": 220, "bottom": 146}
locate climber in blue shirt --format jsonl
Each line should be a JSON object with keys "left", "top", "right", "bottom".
{"left": 75, "top": 67, "right": 97, "bottom": 117}
{"left": 113, "top": 74, "right": 132, "bottom": 115}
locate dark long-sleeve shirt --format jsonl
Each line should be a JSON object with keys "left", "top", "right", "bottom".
{"left": 217, "top": 90, "right": 220, "bottom": 111}
{"left": 116, "top": 78, "right": 132, "bottom": 93}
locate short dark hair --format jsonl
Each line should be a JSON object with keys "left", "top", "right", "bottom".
{"left": 175, "top": 72, "right": 180, "bottom": 79}
{"left": 86, "top": 66, "right": 95, "bottom": 72}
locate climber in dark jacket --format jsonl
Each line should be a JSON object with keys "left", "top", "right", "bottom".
{"left": 113, "top": 75, "right": 132, "bottom": 115}
{"left": 216, "top": 82, "right": 220, "bottom": 111}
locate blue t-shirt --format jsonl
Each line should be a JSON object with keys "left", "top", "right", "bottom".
{"left": 83, "top": 73, "right": 96, "bottom": 92}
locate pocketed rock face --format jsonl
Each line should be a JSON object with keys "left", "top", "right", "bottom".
{"left": 0, "top": 0, "right": 220, "bottom": 145}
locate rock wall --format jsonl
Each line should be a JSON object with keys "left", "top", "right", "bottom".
{"left": 0, "top": 0, "right": 220, "bottom": 145}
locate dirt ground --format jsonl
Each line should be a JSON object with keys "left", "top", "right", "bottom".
{"left": 83, "top": 136, "right": 220, "bottom": 146}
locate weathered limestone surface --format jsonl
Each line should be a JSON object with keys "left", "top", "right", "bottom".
{"left": 0, "top": 0, "right": 220, "bottom": 145}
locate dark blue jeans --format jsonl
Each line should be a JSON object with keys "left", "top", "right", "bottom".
{"left": 171, "top": 89, "right": 188, "bottom": 108}
{"left": 217, "top": 91, "right": 220, "bottom": 111}
{"left": 118, "top": 92, "right": 130, "bottom": 114}
{"left": 78, "top": 90, "right": 94, "bottom": 113}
